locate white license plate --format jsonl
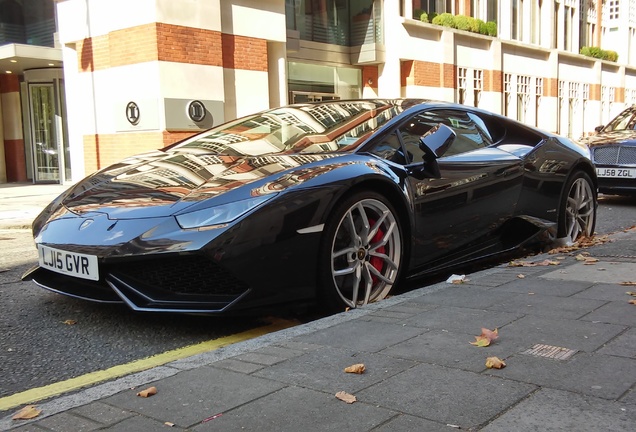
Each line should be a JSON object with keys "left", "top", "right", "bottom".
{"left": 38, "top": 245, "right": 99, "bottom": 281}
{"left": 596, "top": 167, "right": 636, "bottom": 178}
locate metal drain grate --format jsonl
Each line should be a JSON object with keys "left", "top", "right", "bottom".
{"left": 521, "top": 344, "right": 577, "bottom": 360}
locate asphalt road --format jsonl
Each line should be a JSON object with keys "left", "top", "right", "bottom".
{"left": 0, "top": 197, "right": 634, "bottom": 404}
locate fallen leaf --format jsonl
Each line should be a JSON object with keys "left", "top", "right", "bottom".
{"left": 12, "top": 405, "right": 41, "bottom": 420}
{"left": 621, "top": 282, "right": 636, "bottom": 286}
{"left": 136, "top": 386, "right": 157, "bottom": 398}
{"left": 470, "top": 328, "right": 498, "bottom": 347}
{"left": 470, "top": 336, "right": 491, "bottom": 347}
{"left": 629, "top": 300, "right": 636, "bottom": 305}
{"left": 344, "top": 363, "right": 365, "bottom": 374}
{"left": 335, "top": 391, "right": 357, "bottom": 404}
{"left": 508, "top": 259, "right": 559, "bottom": 267}
{"left": 575, "top": 254, "right": 586, "bottom": 261}
{"left": 63, "top": 319, "right": 77, "bottom": 325}
{"left": 517, "top": 274, "right": 525, "bottom": 279}
{"left": 485, "top": 356, "right": 506, "bottom": 369}
{"left": 626, "top": 291, "right": 636, "bottom": 296}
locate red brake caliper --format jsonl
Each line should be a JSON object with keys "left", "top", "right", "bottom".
{"left": 369, "top": 219, "right": 385, "bottom": 283}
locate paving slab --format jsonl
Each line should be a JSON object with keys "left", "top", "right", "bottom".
{"left": 497, "top": 314, "right": 626, "bottom": 353}
{"left": 103, "top": 366, "right": 285, "bottom": 428}
{"left": 372, "top": 414, "right": 451, "bottom": 431}
{"left": 402, "top": 306, "right": 523, "bottom": 334}
{"left": 380, "top": 328, "right": 514, "bottom": 372}
{"left": 481, "top": 388, "right": 636, "bottom": 431}
{"left": 409, "top": 285, "right": 518, "bottom": 309}
{"left": 356, "top": 363, "right": 537, "bottom": 429}
{"left": 253, "top": 346, "right": 417, "bottom": 394}
{"left": 34, "top": 411, "right": 103, "bottom": 432}
{"left": 484, "top": 352, "right": 636, "bottom": 400}
{"left": 597, "top": 328, "right": 636, "bottom": 358}
{"left": 192, "top": 386, "right": 396, "bottom": 431}
{"left": 542, "top": 261, "right": 636, "bottom": 284}
{"left": 296, "top": 319, "right": 425, "bottom": 353}
{"left": 486, "top": 293, "right": 606, "bottom": 319}
{"left": 580, "top": 301, "right": 636, "bottom": 326}
{"left": 490, "top": 277, "right": 593, "bottom": 296}
{"left": 573, "top": 282, "right": 636, "bottom": 301}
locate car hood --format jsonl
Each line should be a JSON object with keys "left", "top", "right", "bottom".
{"left": 60, "top": 150, "right": 341, "bottom": 219}
{"left": 580, "top": 130, "right": 636, "bottom": 147}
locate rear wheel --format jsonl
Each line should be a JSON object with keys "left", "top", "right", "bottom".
{"left": 319, "top": 191, "right": 403, "bottom": 312}
{"left": 557, "top": 171, "right": 597, "bottom": 242}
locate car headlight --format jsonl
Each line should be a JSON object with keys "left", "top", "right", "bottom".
{"left": 175, "top": 195, "right": 275, "bottom": 230}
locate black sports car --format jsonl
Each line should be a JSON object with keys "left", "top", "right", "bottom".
{"left": 23, "top": 99, "right": 597, "bottom": 314}
{"left": 580, "top": 105, "right": 636, "bottom": 195}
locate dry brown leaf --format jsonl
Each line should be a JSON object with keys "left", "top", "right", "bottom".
{"left": 12, "top": 405, "right": 41, "bottom": 420}
{"left": 136, "top": 386, "right": 157, "bottom": 398}
{"left": 508, "top": 259, "right": 559, "bottom": 267}
{"left": 63, "top": 319, "right": 77, "bottom": 325}
{"left": 517, "top": 274, "right": 525, "bottom": 279}
{"left": 335, "top": 391, "right": 357, "bottom": 404}
{"left": 575, "top": 254, "right": 587, "bottom": 261}
{"left": 344, "top": 363, "right": 365, "bottom": 374}
{"left": 470, "top": 328, "right": 498, "bottom": 347}
{"left": 621, "top": 282, "right": 636, "bottom": 286}
{"left": 549, "top": 235, "right": 611, "bottom": 254}
{"left": 629, "top": 300, "right": 636, "bottom": 305}
{"left": 626, "top": 291, "right": 636, "bottom": 296}
{"left": 485, "top": 356, "right": 506, "bottom": 369}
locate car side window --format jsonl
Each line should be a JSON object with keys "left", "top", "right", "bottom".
{"left": 396, "top": 110, "right": 492, "bottom": 162}
{"left": 368, "top": 131, "right": 408, "bottom": 165}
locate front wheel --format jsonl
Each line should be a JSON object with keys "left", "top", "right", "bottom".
{"left": 319, "top": 191, "right": 403, "bottom": 312}
{"left": 557, "top": 171, "right": 597, "bottom": 242}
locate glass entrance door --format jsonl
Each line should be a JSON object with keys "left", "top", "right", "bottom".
{"left": 29, "top": 83, "right": 61, "bottom": 183}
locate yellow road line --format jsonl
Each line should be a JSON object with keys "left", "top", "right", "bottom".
{"left": 0, "top": 317, "right": 297, "bottom": 412}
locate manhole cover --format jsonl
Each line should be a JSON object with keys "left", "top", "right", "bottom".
{"left": 521, "top": 344, "right": 577, "bottom": 360}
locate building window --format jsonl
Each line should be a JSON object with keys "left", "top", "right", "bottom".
{"left": 473, "top": 69, "right": 483, "bottom": 107}
{"left": 504, "top": 73, "right": 512, "bottom": 117}
{"left": 608, "top": 0, "right": 620, "bottom": 20}
{"left": 287, "top": 0, "right": 380, "bottom": 46}
{"left": 517, "top": 75, "right": 531, "bottom": 123}
{"left": 415, "top": 0, "right": 452, "bottom": 15}
{"left": 512, "top": 0, "right": 524, "bottom": 41}
{"left": 458, "top": 67, "right": 467, "bottom": 105}
{"left": 535, "top": 77, "right": 543, "bottom": 127}
{"left": 470, "top": 0, "right": 498, "bottom": 22}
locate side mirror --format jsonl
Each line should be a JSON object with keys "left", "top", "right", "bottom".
{"left": 419, "top": 123, "right": 456, "bottom": 158}
{"left": 594, "top": 125, "right": 604, "bottom": 133}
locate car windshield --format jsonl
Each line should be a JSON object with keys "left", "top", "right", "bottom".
{"left": 172, "top": 100, "right": 420, "bottom": 156}
{"left": 603, "top": 107, "right": 636, "bottom": 132}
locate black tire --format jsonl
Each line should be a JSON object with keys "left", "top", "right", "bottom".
{"left": 318, "top": 191, "right": 404, "bottom": 313}
{"left": 557, "top": 171, "right": 597, "bottom": 241}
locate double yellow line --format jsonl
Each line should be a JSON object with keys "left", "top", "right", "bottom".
{"left": 0, "top": 318, "right": 297, "bottom": 412}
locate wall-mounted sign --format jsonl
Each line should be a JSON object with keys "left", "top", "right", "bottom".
{"left": 187, "top": 100, "right": 207, "bottom": 123}
{"left": 126, "top": 101, "right": 140, "bottom": 125}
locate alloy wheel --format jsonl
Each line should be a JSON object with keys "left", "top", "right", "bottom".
{"left": 330, "top": 198, "right": 401, "bottom": 308}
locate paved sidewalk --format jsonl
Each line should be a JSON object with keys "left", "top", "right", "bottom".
{"left": 1, "top": 183, "right": 635, "bottom": 431}
{"left": 0, "top": 183, "right": 70, "bottom": 229}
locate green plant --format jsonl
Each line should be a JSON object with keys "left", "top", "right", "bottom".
{"left": 580, "top": 46, "right": 619, "bottom": 62}
{"left": 432, "top": 12, "right": 456, "bottom": 28}
{"left": 605, "top": 50, "right": 619, "bottom": 62}
{"left": 420, "top": 12, "right": 429, "bottom": 23}
{"left": 477, "top": 19, "right": 488, "bottom": 35}
{"left": 485, "top": 21, "right": 497, "bottom": 36}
